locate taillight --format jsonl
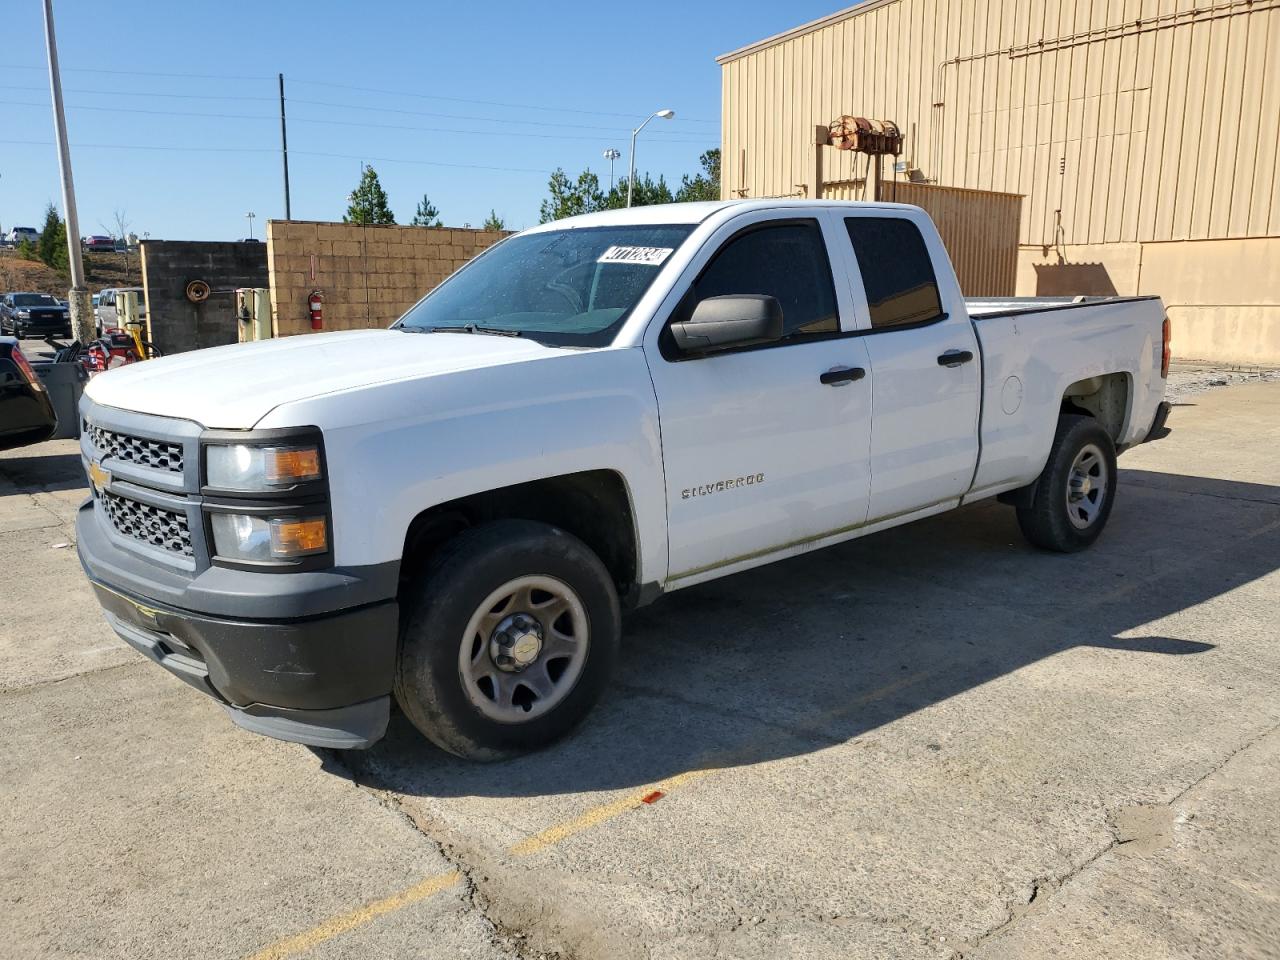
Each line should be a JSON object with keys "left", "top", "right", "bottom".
{"left": 1161, "top": 316, "right": 1172, "bottom": 379}
{"left": 10, "top": 345, "right": 45, "bottom": 391}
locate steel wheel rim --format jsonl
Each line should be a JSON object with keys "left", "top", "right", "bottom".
{"left": 458, "top": 574, "right": 589, "bottom": 724}
{"left": 1066, "top": 442, "right": 1108, "bottom": 530}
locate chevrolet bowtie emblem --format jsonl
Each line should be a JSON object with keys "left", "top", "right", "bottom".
{"left": 88, "top": 459, "right": 111, "bottom": 494}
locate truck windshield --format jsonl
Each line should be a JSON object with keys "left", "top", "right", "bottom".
{"left": 12, "top": 294, "right": 58, "bottom": 307}
{"left": 395, "top": 224, "right": 696, "bottom": 347}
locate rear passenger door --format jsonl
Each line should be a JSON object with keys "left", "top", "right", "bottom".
{"left": 839, "top": 213, "right": 981, "bottom": 521}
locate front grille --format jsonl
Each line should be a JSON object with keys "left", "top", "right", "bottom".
{"left": 86, "top": 422, "right": 184, "bottom": 474}
{"left": 100, "top": 490, "right": 193, "bottom": 557}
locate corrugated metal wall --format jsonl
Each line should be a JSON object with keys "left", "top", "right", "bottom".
{"left": 719, "top": 0, "right": 1280, "bottom": 248}
{"left": 822, "top": 179, "right": 1023, "bottom": 293}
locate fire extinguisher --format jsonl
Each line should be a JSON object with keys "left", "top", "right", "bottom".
{"left": 308, "top": 290, "right": 324, "bottom": 331}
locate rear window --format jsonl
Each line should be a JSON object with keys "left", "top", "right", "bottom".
{"left": 843, "top": 217, "right": 943, "bottom": 329}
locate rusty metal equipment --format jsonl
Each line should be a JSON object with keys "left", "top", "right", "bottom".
{"left": 808, "top": 117, "right": 904, "bottom": 201}
{"left": 828, "top": 116, "right": 903, "bottom": 156}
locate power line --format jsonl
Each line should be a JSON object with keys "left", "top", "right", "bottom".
{"left": 1, "top": 84, "right": 711, "bottom": 136}
{"left": 0, "top": 138, "right": 554, "bottom": 175}
{"left": 4, "top": 61, "right": 720, "bottom": 124}
{"left": 6, "top": 82, "right": 275, "bottom": 102}
{"left": 286, "top": 76, "right": 720, "bottom": 124}
{"left": 6, "top": 62, "right": 273, "bottom": 81}
{"left": 0, "top": 98, "right": 713, "bottom": 144}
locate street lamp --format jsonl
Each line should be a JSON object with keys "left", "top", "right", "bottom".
{"left": 245, "top": 211, "right": 256, "bottom": 240}
{"left": 603, "top": 148, "right": 621, "bottom": 193}
{"left": 627, "top": 109, "right": 674, "bottom": 207}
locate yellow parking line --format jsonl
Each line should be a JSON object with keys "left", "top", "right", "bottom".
{"left": 244, "top": 870, "right": 460, "bottom": 960}
{"left": 508, "top": 767, "right": 713, "bottom": 857}
{"left": 243, "top": 671, "right": 931, "bottom": 959}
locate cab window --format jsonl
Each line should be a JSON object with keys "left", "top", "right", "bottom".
{"left": 843, "top": 217, "right": 943, "bottom": 329}
{"left": 685, "top": 220, "right": 839, "bottom": 342}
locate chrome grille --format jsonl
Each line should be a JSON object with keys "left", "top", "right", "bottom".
{"left": 86, "top": 422, "right": 184, "bottom": 474}
{"left": 100, "top": 490, "right": 193, "bottom": 557}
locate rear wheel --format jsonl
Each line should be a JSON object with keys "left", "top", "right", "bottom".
{"left": 395, "top": 519, "right": 621, "bottom": 760}
{"left": 1016, "top": 415, "right": 1117, "bottom": 552}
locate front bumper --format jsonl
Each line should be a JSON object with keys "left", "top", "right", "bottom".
{"left": 78, "top": 499, "right": 399, "bottom": 749}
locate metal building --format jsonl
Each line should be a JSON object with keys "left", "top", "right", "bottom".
{"left": 718, "top": 0, "right": 1280, "bottom": 363}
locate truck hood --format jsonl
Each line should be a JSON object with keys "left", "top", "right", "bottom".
{"left": 85, "top": 328, "right": 575, "bottom": 428}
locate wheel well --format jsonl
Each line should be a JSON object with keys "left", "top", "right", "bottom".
{"left": 1060, "top": 372, "right": 1131, "bottom": 442}
{"left": 399, "top": 470, "right": 639, "bottom": 605}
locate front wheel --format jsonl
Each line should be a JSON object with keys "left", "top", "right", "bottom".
{"left": 1016, "top": 414, "right": 1118, "bottom": 552}
{"left": 395, "top": 519, "right": 621, "bottom": 760}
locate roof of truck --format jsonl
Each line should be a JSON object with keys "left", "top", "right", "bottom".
{"left": 527, "top": 198, "right": 921, "bottom": 231}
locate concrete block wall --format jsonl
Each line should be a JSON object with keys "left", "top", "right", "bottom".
{"left": 265, "top": 221, "right": 510, "bottom": 337}
{"left": 140, "top": 240, "right": 268, "bottom": 354}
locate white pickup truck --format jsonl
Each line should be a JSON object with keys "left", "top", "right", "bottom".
{"left": 76, "top": 200, "right": 1172, "bottom": 759}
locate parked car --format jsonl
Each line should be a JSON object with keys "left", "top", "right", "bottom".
{"left": 5, "top": 227, "right": 39, "bottom": 245}
{"left": 75, "top": 199, "right": 1172, "bottom": 758}
{"left": 84, "top": 235, "right": 116, "bottom": 252}
{"left": 0, "top": 292, "right": 71, "bottom": 338}
{"left": 0, "top": 337, "right": 57, "bottom": 451}
{"left": 94, "top": 287, "right": 146, "bottom": 333}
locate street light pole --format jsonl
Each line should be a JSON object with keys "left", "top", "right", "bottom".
{"left": 41, "top": 0, "right": 94, "bottom": 344}
{"left": 627, "top": 109, "right": 675, "bottom": 207}
{"left": 603, "top": 148, "right": 621, "bottom": 194}
{"left": 245, "top": 212, "right": 256, "bottom": 239}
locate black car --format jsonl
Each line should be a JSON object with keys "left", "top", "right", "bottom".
{"left": 0, "top": 292, "right": 72, "bottom": 338}
{"left": 0, "top": 337, "right": 57, "bottom": 451}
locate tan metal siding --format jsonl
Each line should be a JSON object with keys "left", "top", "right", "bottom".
{"left": 721, "top": 0, "right": 1280, "bottom": 245}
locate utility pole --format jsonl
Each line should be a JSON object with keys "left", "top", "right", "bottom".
{"left": 279, "top": 73, "right": 291, "bottom": 220}
{"left": 41, "top": 0, "right": 94, "bottom": 344}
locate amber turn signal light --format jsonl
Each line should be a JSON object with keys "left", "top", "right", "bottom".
{"left": 268, "top": 517, "right": 328, "bottom": 558}
{"left": 264, "top": 446, "right": 322, "bottom": 485}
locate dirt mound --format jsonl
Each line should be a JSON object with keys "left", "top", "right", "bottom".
{"left": 0, "top": 249, "right": 141, "bottom": 297}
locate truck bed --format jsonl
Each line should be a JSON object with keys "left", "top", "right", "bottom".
{"left": 965, "top": 295, "right": 1161, "bottom": 319}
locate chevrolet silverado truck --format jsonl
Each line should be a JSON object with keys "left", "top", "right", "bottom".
{"left": 76, "top": 200, "right": 1172, "bottom": 759}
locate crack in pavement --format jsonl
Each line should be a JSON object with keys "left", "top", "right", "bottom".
{"left": 955, "top": 717, "right": 1280, "bottom": 957}
{"left": 324, "top": 749, "right": 580, "bottom": 960}
{"left": 0, "top": 658, "right": 138, "bottom": 697}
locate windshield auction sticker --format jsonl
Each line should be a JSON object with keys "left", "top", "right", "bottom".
{"left": 597, "top": 245, "right": 674, "bottom": 266}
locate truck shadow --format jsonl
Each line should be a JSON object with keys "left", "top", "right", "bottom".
{"left": 345, "top": 468, "right": 1279, "bottom": 798}
{"left": 0, "top": 448, "right": 86, "bottom": 494}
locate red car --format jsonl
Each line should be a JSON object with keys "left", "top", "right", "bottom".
{"left": 84, "top": 235, "right": 116, "bottom": 252}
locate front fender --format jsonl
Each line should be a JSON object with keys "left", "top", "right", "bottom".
{"left": 258, "top": 347, "right": 668, "bottom": 586}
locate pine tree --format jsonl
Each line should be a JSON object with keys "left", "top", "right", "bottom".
{"left": 36, "top": 203, "right": 69, "bottom": 272}
{"left": 482, "top": 209, "right": 506, "bottom": 231}
{"left": 410, "top": 193, "right": 443, "bottom": 227}
{"left": 345, "top": 166, "right": 396, "bottom": 225}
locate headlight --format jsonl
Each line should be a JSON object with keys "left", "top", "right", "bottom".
{"left": 15, "top": 310, "right": 31, "bottom": 319}
{"left": 206, "top": 443, "right": 322, "bottom": 491}
{"left": 210, "top": 513, "right": 328, "bottom": 561}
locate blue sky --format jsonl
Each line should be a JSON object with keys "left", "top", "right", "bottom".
{"left": 1, "top": 0, "right": 841, "bottom": 240}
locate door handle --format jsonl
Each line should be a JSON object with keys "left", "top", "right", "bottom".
{"left": 937, "top": 349, "right": 974, "bottom": 368}
{"left": 820, "top": 366, "right": 866, "bottom": 386}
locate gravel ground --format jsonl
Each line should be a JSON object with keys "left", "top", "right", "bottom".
{"left": 1165, "top": 361, "right": 1280, "bottom": 401}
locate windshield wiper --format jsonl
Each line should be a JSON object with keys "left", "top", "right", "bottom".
{"left": 416, "top": 324, "right": 522, "bottom": 338}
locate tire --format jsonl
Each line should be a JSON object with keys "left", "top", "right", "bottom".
{"left": 1016, "top": 414, "right": 1118, "bottom": 553}
{"left": 395, "top": 519, "right": 621, "bottom": 760}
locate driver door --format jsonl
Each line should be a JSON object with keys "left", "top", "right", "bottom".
{"left": 645, "top": 212, "right": 874, "bottom": 585}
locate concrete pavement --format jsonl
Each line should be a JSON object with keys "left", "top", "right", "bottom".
{"left": 2, "top": 372, "right": 1277, "bottom": 959}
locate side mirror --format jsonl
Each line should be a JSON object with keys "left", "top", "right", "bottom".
{"left": 669, "top": 294, "right": 783, "bottom": 354}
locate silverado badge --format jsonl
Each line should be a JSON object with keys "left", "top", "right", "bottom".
{"left": 88, "top": 460, "right": 111, "bottom": 495}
